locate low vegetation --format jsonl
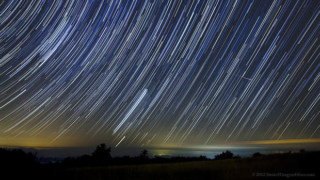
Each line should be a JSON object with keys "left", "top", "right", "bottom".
{"left": 1, "top": 144, "right": 319, "bottom": 179}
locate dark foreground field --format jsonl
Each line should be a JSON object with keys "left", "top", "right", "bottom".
{"left": 42, "top": 152, "right": 319, "bottom": 179}
{"left": 3, "top": 150, "right": 320, "bottom": 179}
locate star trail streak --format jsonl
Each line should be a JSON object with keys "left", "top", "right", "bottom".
{"left": 0, "top": 0, "right": 320, "bottom": 149}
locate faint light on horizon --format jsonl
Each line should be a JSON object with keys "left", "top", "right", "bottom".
{"left": 243, "top": 138, "right": 320, "bottom": 145}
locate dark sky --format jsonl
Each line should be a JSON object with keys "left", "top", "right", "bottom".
{"left": 0, "top": 0, "right": 320, "bottom": 152}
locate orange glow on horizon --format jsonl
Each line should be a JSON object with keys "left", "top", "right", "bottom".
{"left": 0, "top": 136, "right": 84, "bottom": 149}
{"left": 243, "top": 138, "right": 320, "bottom": 145}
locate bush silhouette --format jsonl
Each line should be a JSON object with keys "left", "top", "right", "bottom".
{"left": 215, "top": 150, "right": 234, "bottom": 160}
{"left": 92, "top": 143, "right": 111, "bottom": 165}
{"left": 0, "top": 148, "right": 37, "bottom": 167}
{"left": 0, "top": 148, "right": 39, "bottom": 179}
{"left": 199, "top": 155, "right": 207, "bottom": 160}
{"left": 252, "top": 152, "right": 263, "bottom": 158}
{"left": 139, "top": 149, "right": 149, "bottom": 161}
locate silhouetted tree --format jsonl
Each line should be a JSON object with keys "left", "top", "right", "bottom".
{"left": 199, "top": 155, "right": 208, "bottom": 160}
{"left": 0, "top": 148, "right": 37, "bottom": 167}
{"left": 92, "top": 143, "right": 111, "bottom": 165}
{"left": 0, "top": 148, "right": 38, "bottom": 179}
{"left": 215, "top": 150, "right": 234, "bottom": 160}
{"left": 139, "top": 149, "right": 149, "bottom": 161}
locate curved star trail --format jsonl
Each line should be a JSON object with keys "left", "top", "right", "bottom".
{"left": 0, "top": 0, "right": 320, "bottom": 148}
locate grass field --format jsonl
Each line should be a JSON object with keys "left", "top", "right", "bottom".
{"left": 50, "top": 152, "right": 319, "bottom": 179}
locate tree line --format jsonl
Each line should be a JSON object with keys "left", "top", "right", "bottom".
{"left": 0, "top": 143, "right": 311, "bottom": 167}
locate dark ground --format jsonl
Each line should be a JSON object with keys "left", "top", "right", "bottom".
{"left": 2, "top": 150, "right": 320, "bottom": 179}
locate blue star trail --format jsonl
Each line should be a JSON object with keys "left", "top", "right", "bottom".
{"left": 0, "top": 0, "right": 320, "bottom": 148}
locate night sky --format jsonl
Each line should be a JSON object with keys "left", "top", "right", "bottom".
{"left": 1, "top": 0, "right": 320, "bottom": 152}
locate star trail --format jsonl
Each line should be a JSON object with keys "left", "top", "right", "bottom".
{"left": 0, "top": 0, "right": 320, "bottom": 150}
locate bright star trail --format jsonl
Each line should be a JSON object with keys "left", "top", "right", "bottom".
{"left": 0, "top": 0, "right": 320, "bottom": 150}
